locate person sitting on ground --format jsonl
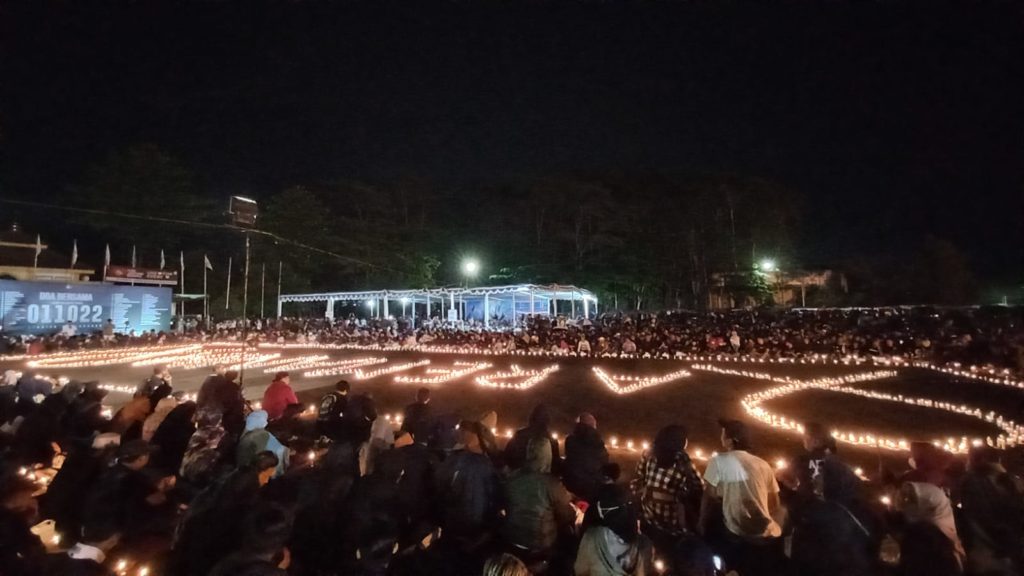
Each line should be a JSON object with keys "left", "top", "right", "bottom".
{"left": 136, "top": 364, "right": 173, "bottom": 408}
{"left": 237, "top": 410, "right": 289, "bottom": 478}
{"left": 630, "top": 424, "right": 703, "bottom": 548}
{"left": 897, "top": 481, "right": 965, "bottom": 576}
{"left": 179, "top": 407, "right": 227, "bottom": 486}
{"left": 699, "top": 419, "right": 783, "bottom": 576}
{"left": 0, "top": 474, "right": 46, "bottom": 576}
{"left": 957, "top": 445, "right": 1024, "bottom": 575}
{"left": 563, "top": 412, "right": 609, "bottom": 503}
{"left": 501, "top": 436, "right": 576, "bottom": 567}
{"left": 262, "top": 371, "right": 299, "bottom": 422}
{"left": 142, "top": 395, "right": 179, "bottom": 442}
{"left": 43, "top": 522, "right": 121, "bottom": 576}
{"left": 504, "top": 403, "right": 561, "bottom": 473}
{"left": 81, "top": 439, "right": 176, "bottom": 542}
{"left": 433, "top": 420, "right": 500, "bottom": 572}
{"left": 316, "top": 379, "right": 350, "bottom": 441}
{"left": 148, "top": 400, "right": 197, "bottom": 475}
{"left": 172, "top": 451, "right": 280, "bottom": 576}
{"left": 575, "top": 478, "right": 654, "bottom": 576}
{"left": 482, "top": 553, "right": 531, "bottom": 576}
{"left": 209, "top": 503, "right": 293, "bottom": 576}
{"left": 400, "top": 387, "right": 433, "bottom": 442}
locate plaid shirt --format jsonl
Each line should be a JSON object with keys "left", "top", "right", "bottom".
{"left": 630, "top": 450, "right": 704, "bottom": 535}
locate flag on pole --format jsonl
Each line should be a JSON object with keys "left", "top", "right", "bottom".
{"left": 180, "top": 251, "right": 185, "bottom": 273}
{"left": 33, "top": 235, "right": 42, "bottom": 268}
{"left": 131, "top": 245, "right": 137, "bottom": 268}
{"left": 204, "top": 255, "right": 214, "bottom": 271}
{"left": 225, "top": 256, "right": 232, "bottom": 310}
{"left": 160, "top": 250, "right": 166, "bottom": 270}
{"left": 70, "top": 240, "right": 78, "bottom": 268}
{"left": 104, "top": 244, "right": 111, "bottom": 268}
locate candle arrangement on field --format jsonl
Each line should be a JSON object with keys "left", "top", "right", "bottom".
{"left": 592, "top": 366, "right": 692, "bottom": 395}
{"left": 301, "top": 357, "right": 388, "bottom": 378}
{"left": 692, "top": 364, "right": 1020, "bottom": 453}
{"left": 394, "top": 361, "right": 493, "bottom": 384}
{"left": 352, "top": 359, "right": 431, "bottom": 380}
{"left": 475, "top": 364, "right": 560, "bottom": 390}
{"left": 26, "top": 344, "right": 203, "bottom": 368}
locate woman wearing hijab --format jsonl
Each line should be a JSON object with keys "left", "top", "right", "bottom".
{"left": 575, "top": 485, "right": 654, "bottom": 576}
{"left": 149, "top": 401, "right": 197, "bottom": 475}
{"left": 180, "top": 407, "right": 227, "bottom": 486}
{"left": 236, "top": 410, "right": 289, "bottom": 478}
{"left": 898, "top": 481, "right": 965, "bottom": 575}
{"left": 142, "top": 396, "right": 178, "bottom": 442}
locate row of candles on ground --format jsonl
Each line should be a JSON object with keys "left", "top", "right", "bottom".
{"left": 591, "top": 366, "right": 692, "bottom": 394}
{"left": 692, "top": 363, "right": 1015, "bottom": 454}
{"left": 17, "top": 341, "right": 1024, "bottom": 394}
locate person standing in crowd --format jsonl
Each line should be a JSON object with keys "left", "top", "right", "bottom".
{"left": 563, "top": 412, "right": 609, "bottom": 503}
{"left": 317, "top": 379, "right": 350, "bottom": 441}
{"left": 502, "top": 436, "right": 576, "bottom": 569}
{"left": 630, "top": 424, "right": 703, "bottom": 550}
{"left": 400, "top": 386, "right": 433, "bottom": 442}
{"left": 505, "top": 403, "right": 561, "bottom": 473}
{"left": 957, "top": 446, "right": 1024, "bottom": 575}
{"left": 700, "top": 419, "right": 783, "bottom": 576}
{"left": 261, "top": 371, "right": 299, "bottom": 421}
{"left": 101, "top": 319, "right": 115, "bottom": 343}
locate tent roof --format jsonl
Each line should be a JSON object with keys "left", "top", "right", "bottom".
{"left": 279, "top": 283, "right": 596, "bottom": 304}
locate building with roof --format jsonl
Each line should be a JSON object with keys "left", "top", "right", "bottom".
{"left": 278, "top": 283, "right": 597, "bottom": 328}
{"left": 0, "top": 224, "right": 94, "bottom": 282}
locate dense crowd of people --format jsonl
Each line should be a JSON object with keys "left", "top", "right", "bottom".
{"left": 1, "top": 360, "right": 1023, "bottom": 576}
{"left": 3, "top": 306, "right": 1024, "bottom": 374}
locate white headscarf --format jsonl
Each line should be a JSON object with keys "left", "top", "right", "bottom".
{"left": 2, "top": 370, "right": 19, "bottom": 387}
{"left": 901, "top": 481, "right": 965, "bottom": 565}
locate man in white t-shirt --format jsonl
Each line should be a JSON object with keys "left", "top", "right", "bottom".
{"left": 700, "top": 418, "right": 783, "bottom": 576}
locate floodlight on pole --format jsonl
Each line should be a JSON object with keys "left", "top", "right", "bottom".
{"left": 462, "top": 258, "right": 480, "bottom": 277}
{"left": 758, "top": 259, "right": 777, "bottom": 273}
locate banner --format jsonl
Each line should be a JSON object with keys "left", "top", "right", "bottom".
{"left": 105, "top": 266, "right": 179, "bottom": 286}
{"left": 0, "top": 280, "right": 173, "bottom": 336}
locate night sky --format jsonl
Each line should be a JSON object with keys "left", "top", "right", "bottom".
{"left": 2, "top": 0, "right": 1023, "bottom": 285}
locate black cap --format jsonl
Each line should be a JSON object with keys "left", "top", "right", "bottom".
{"left": 118, "top": 439, "right": 157, "bottom": 461}
{"left": 718, "top": 418, "right": 751, "bottom": 449}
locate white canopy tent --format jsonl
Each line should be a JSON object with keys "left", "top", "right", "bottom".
{"left": 277, "top": 283, "right": 597, "bottom": 328}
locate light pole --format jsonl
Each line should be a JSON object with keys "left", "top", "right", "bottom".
{"left": 366, "top": 299, "right": 375, "bottom": 320}
{"left": 401, "top": 297, "right": 409, "bottom": 318}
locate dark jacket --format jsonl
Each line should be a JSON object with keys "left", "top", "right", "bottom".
{"left": 0, "top": 507, "right": 47, "bottom": 576}
{"left": 501, "top": 439, "right": 575, "bottom": 553}
{"left": 375, "top": 443, "right": 437, "bottom": 530}
{"left": 400, "top": 401, "right": 432, "bottom": 443}
{"left": 316, "top": 390, "right": 348, "bottom": 441}
{"left": 149, "top": 402, "right": 198, "bottom": 475}
{"left": 197, "top": 375, "right": 245, "bottom": 436}
{"left": 563, "top": 423, "right": 609, "bottom": 501}
{"left": 959, "top": 462, "right": 1024, "bottom": 566}
{"left": 434, "top": 450, "right": 499, "bottom": 539}
{"left": 43, "top": 554, "right": 112, "bottom": 576}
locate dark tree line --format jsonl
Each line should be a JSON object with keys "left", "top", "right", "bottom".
{"left": 0, "top": 143, "right": 982, "bottom": 313}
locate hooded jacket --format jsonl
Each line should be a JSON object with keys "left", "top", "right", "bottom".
{"left": 502, "top": 437, "right": 575, "bottom": 553}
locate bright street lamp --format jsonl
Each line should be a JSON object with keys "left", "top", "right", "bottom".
{"left": 758, "top": 259, "right": 777, "bottom": 273}
{"left": 462, "top": 258, "right": 480, "bottom": 277}
{"left": 401, "top": 297, "right": 410, "bottom": 317}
